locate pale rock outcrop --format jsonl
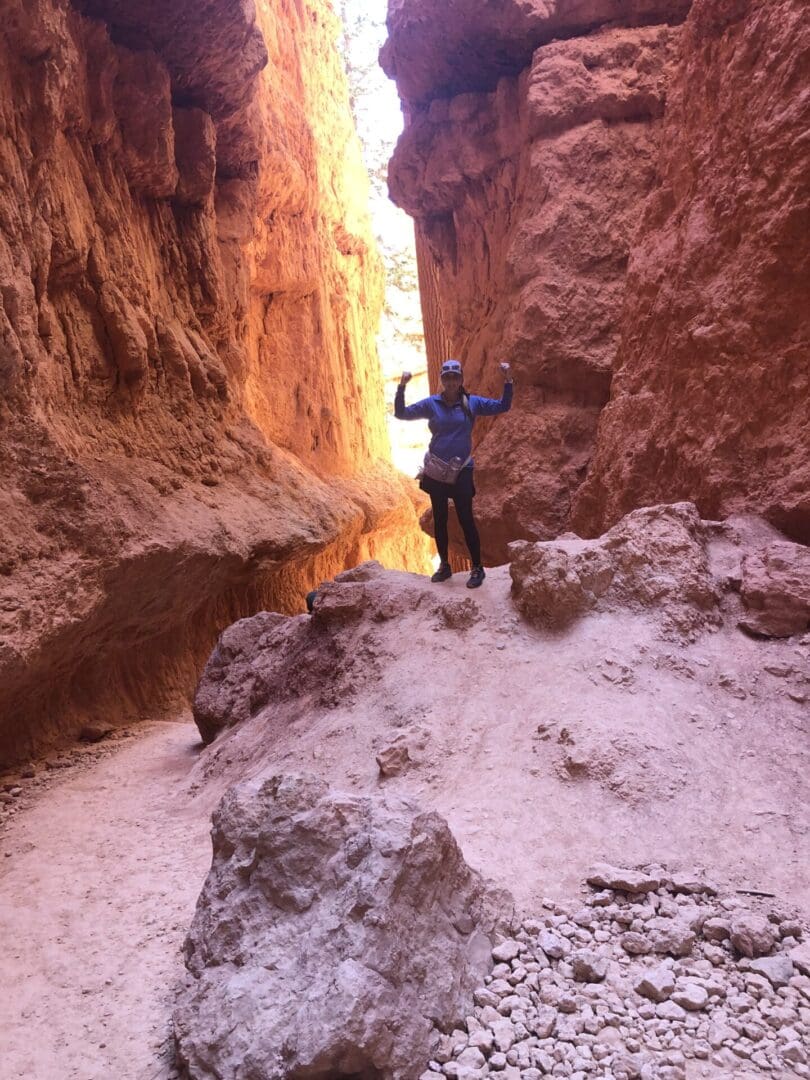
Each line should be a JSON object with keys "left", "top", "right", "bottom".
{"left": 738, "top": 542, "right": 810, "bottom": 639}
{"left": 173, "top": 774, "right": 512, "bottom": 1080}
{"left": 193, "top": 560, "right": 460, "bottom": 746}
{"left": 0, "top": 0, "right": 431, "bottom": 765}
{"left": 509, "top": 503, "right": 720, "bottom": 639}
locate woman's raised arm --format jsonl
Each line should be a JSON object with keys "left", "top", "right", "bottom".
{"left": 394, "top": 371, "right": 433, "bottom": 420}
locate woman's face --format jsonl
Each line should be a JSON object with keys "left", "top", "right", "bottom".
{"left": 441, "top": 372, "right": 462, "bottom": 393}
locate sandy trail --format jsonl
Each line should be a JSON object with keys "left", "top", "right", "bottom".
{"left": 0, "top": 717, "right": 212, "bottom": 1080}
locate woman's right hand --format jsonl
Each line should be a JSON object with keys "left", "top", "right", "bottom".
{"left": 399, "top": 371, "right": 412, "bottom": 387}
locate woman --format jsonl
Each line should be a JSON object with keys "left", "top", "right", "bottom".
{"left": 395, "top": 358, "right": 513, "bottom": 588}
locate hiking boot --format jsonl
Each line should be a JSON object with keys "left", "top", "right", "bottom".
{"left": 431, "top": 562, "right": 452, "bottom": 583}
{"left": 466, "top": 565, "right": 486, "bottom": 589}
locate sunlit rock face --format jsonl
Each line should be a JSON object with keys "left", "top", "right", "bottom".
{"left": 0, "top": 0, "right": 430, "bottom": 764}
{"left": 570, "top": 0, "right": 810, "bottom": 543}
{"left": 385, "top": 0, "right": 808, "bottom": 559}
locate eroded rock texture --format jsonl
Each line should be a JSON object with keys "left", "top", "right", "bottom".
{"left": 386, "top": 0, "right": 809, "bottom": 560}
{"left": 509, "top": 502, "right": 721, "bottom": 640}
{"left": 571, "top": 0, "right": 810, "bottom": 543}
{"left": 386, "top": 2, "right": 689, "bottom": 563}
{"left": 511, "top": 502, "right": 810, "bottom": 641}
{"left": 0, "top": 0, "right": 430, "bottom": 764}
{"left": 173, "top": 774, "right": 510, "bottom": 1080}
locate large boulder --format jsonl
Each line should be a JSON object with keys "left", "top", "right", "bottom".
{"left": 192, "top": 611, "right": 296, "bottom": 745}
{"left": 738, "top": 541, "right": 810, "bottom": 638}
{"left": 173, "top": 775, "right": 511, "bottom": 1079}
{"left": 509, "top": 502, "right": 719, "bottom": 639}
{"left": 191, "top": 564, "right": 478, "bottom": 745}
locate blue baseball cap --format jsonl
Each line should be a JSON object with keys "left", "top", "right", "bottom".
{"left": 440, "top": 359, "right": 463, "bottom": 376}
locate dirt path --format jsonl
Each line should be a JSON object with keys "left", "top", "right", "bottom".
{"left": 0, "top": 717, "right": 212, "bottom": 1080}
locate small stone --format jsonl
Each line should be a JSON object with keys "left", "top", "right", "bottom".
{"left": 729, "top": 914, "right": 777, "bottom": 958}
{"left": 670, "top": 872, "right": 717, "bottom": 896}
{"left": 702, "top": 917, "right": 731, "bottom": 942}
{"left": 708, "top": 1022, "right": 736, "bottom": 1049}
{"left": 783, "top": 1041, "right": 808, "bottom": 1065}
{"left": 492, "top": 939, "right": 522, "bottom": 963}
{"left": 779, "top": 919, "right": 803, "bottom": 939}
{"left": 473, "top": 987, "right": 499, "bottom": 1009}
{"left": 750, "top": 1050, "right": 772, "bottom": 1070}
{"left": 657, "top": 1000, "right": 688, "bottom": 1022}
{"left": 468, "top": 1028, "right": 494, "bottom": 1053}
{"left": 622, "top": 932, "right": 650, "bottom": 956}
{"left": 748, "top": 955, "right": 795, "bottom": 988}
{"left": 636, "top": 966, "right": 676, "bottom": 1003}
{"left": 538, "top": 931, "right": 567, "bottom": 959}
{"left": 572, "top": 950, "right": 608, "bottom": 983}
{"left": 490, "top": 1021, "right": 515, "bottom": 1053}
{"left": 497, "top": 995, "right": 524, "bottom": 1015}
{"left": 764, "top": 662, "right": 793, "bottom": 677}
{"left": 671, "top": 984, "right": 709, "bottom": 1011}
{"left": 533, "top": 1005, "right": 558, "bottom": 1039}
{"left": 375, "top": 743, "right": 410, "bottom": 777}
{"left": 456, "top": 1046, "right": 486, "bottom": 1069}
{"left": 533, "top": 1050, "right": 554, "bottom": 1072}
{"left": 587, "top": 864, "right": 661, "bottom": 894}
{"left": 790, "top": 942, "right": 810, "bottom": 976}
{"left": 650, "top": 923, "right": 696, "bottom": 958}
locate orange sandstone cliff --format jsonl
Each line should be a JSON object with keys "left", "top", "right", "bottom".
{"left": 384, "top": 0, "right": 809, "bottom": 559}
{"left": 0, "top": 0, "right": 430, "bottom": 764}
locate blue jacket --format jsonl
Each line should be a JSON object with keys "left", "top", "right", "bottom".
{"left": 394, "top": 382, "right": 512, "bottom": 466}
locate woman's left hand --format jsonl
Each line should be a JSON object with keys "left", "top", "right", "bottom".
{"left": 499, "top": 362, "right": 513, "bottom": 382}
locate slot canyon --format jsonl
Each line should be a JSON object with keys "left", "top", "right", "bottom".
{"left": 0, "top": 1, "right": 808, "bottom": 1079}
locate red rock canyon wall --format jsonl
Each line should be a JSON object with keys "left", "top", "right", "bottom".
{"left": 385, "top": 0, "right": 809, "bottom": 558}
{"left": 571, "top": 0, "right": 810, "bottom": 542}
{"left": 0, "top": 0, "right": 431, "bottom": 764}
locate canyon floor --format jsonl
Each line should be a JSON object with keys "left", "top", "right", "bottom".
{"left": 0, "top": 566, "right": 807, "bottom": 1079}
{"left": 0, "top": 719, "right": 209, "bottom": 1080}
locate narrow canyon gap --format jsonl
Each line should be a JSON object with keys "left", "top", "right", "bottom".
{"left": 0, "top": 1, "right": 809, "bottom": 1079}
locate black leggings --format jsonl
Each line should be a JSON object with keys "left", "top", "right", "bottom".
{"left": 425, "top": 469, "right": 481, "bottom": 566}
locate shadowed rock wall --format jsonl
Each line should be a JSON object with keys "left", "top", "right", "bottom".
{"left": 386, "top": 3, "right": 687, "bottom": 562}
{"left": 385, "top": 0, "right": 809, "bottom": 559}
{"left": 571, "top": 0, "right": 810, "bottom": 542}
{"left": 0, "top": 0, "right": 431, "bottom": 764}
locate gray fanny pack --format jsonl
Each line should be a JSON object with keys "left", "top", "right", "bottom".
{"left": 420, "top": 450, "right": 472, "bottom": 485}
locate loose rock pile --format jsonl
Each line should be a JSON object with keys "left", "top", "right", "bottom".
{"left": 424, "top": 865, "right": 809, "bottom": 1080}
